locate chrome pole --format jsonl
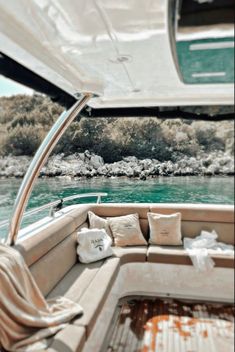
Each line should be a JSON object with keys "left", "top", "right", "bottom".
{"left": 7, "top": 93, "right": 92, "bottom": 245}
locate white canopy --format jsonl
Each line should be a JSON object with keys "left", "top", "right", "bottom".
{"left": 0, "top": 0, "right": 234, "bottom": 107}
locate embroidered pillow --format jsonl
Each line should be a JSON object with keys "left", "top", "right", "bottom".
{"left": 148, "top": 212, "right": 182, "bottom": 245}
{"left": 88, "top": 211, "right": 113, "bottom": 240}
{"left": 108, "top": 213, "right": 147, "bottom": 247}
{"left": 77, "top": 228, "right": 113, "bottom": 264}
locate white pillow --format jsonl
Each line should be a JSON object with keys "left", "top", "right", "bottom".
{"left": 88, "top": 211, "right": 113, "bottom": 240}
{"left": 77, "top": 228, "right": 113, "bottom": 264}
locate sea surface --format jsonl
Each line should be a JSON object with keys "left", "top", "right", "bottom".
{"left": 0, "top": 176, "right": 234, "bottom": 241}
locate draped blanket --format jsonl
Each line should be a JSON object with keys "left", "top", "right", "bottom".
{"left": 0, "top": 244, "right": 83, "bottom": 352}
{"left": 184, "top": 230, "right": 234, "bottom": 272}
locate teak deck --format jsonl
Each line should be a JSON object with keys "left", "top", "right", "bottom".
{"left": 104, "top": 297, "right": 234, "bottom": 352}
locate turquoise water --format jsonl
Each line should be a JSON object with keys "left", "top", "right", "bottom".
{"left": 0, "top": 176, "right": 234, "bottom": 240}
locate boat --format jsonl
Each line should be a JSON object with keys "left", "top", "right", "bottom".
{"left": 0, "top": 1, "right": 234, "bottom": 351}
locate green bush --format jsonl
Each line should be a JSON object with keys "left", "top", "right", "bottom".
{"left": 193, "top": 121, "right": 225, "bottom": 152}
{"left": 0, "top": 93, "right": 63, "bottom": 156}
{"left": 0, "top": 94, "right": 233, "bottom": 160}
{"left": 2, "top": 125, "right": 43, "bottom": 156}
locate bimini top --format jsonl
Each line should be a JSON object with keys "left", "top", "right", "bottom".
{"left": 0, "top": 0, "right": 234, "bottom": 108}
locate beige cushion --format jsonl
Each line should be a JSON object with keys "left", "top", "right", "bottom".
{"left": 148, "top": 212, "right": 182, "bottom": 246}
{"left": 74, "top": 258, "right": 120, "bottom": 336}
{"left": 147, "top": 245, "right": 235, "bottom": 268}
{"left": 108, "top": 213, "right": 147, "bottom": 247}
{"left": 16, "top": 215, "right": 76, "bottom": 267}
{"left": 139, "top": 219, "right": 149, "bottom": 241}
{"left": 47, "top": 325, "right": 86, "bottom": 352}
{"left": 181, "top": 221, "right": 235, "bottom": 245}
{"left": 88, "top": 211, "right": 113, "bottom": 239}
{"left": 48, "top": 258, "right": 120, "bottom": 337}
{"left": 47, "top": 261, "right": 103, "bottom": 301}
{"left": 149, "top": 204, "right": 234, "bottom": 223}
{"left": 89, "top": 204, "right": 150, "bottom": 219}
{"left": 30, "top": 233, "right": 77, "bottom": 296}
{"left": 112, "top": 246, "right": 147, "bottom": 264}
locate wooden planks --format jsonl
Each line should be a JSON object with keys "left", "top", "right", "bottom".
{"left": 104, "top": 297, "right": 234, "bottom": 352}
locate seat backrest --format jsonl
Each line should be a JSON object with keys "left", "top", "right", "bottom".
{"left": 13, "top": 203, "right": 234, "bottom": 296}
{"left": 87, "top": 203, "right": 150, "bottom": 241}
{"left": 14, "top": 205, "right": 90, "bottom": 296}
{"left": 150, "top": 204, "right": 234, "bottom": 245}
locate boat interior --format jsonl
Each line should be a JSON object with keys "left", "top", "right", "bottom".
{"left": 10, "top": 202, "right": 234, "bottom": 352}
{"left": 0, "top": 0, "right": 234, "bottom": 351}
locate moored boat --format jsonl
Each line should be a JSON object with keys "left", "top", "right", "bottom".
{"left": 0, "top": 1, "right": 234, "bottom": 351}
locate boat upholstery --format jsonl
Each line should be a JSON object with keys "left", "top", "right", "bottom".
{"left": 15, "top": 210, "right": 89, "bottom": 296}
{"left": 30, "top": 232, "right": 78, "bottom": 296}
{"left": 46, "top": 325, "right": 86, "bottom": 352}
{"left": 149, "top": 204, "right": 234, "bottom": 245}
{"left": 73, "top": 258, "right": 120, "bottom": 337}
{"left": 15, "top": 215, "right": 77, "bottom": 267}
{"left": 47, "top": 261, "right": 103, "bottom": 303}
{"left": 48, "top": 257, "right": 120, "bottom": 338}
{"left": 147, "top": 245, "right": 234, "bottom": 268}
{"left": 70, "top": 203, "right": 150, "bottom": 240}
{"left": 112, "top": 246, "right": 147, "bottom": 264}
{"left": 13, "top": 203, "right": 234, "bottom": 352}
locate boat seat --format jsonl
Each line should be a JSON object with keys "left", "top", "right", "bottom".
{"left": 112, "top": 246, "right": 147, "bottom": 264}
{"left": 147, "top": 245, "right": 234, "bottom": 268}
{"left": 47, "top": 260, "right": 104, "bottom": 302}
{"left": 48, "top": 257, "right": 120, "bottom": 338}
{"left": 79, "top": 203, "right": 150, "bottom": 241}
{"left": 149, "top": 204, "right": 235, "bottom": 245}
{"left": 12, "top": 203, "right": 233, "bottom": 352}
{"left": 73, "top": 257, "right": 120, "bottom": 337}
{"left": 46, "top": 325, "right": 86, "bottom": 352}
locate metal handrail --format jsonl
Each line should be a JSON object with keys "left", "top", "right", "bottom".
{"left": 0, "top": 192, "right": 107, "bottom": 230}
{"left": 7, "top": 94, "right": 92, "bottom": 245}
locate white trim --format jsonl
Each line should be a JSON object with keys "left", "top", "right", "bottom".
{"left": 192, "top": 72, "right": 226, "bottom": 78}
{"left": 190, "top": 41, "right": 234, "bottom": 51}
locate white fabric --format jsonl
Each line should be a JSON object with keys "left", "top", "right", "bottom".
{"left": 0, "top": 244, "right": 83, "bottom": 352}
{"left": 77, "top": 228, "right": 113, "bottom": 264}
{"left": 184, "top": 230, "right": 234, "bottom": 272}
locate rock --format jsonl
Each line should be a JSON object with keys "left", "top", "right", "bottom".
{"left": 90, "top": 155, "right": 104, "bottom": 169}
{"left": 97, "top": 165, "right": 107, "bottom": 175}
{"left": 84, "top": 150, "right": 91, "bottom": 160}
{"left": 5, "top": 166, "right": 16, "bottom": 177}
{"left": 204, "top": 163, "right": 220, "bottom": 176}
{"left": 173, "top": 169, "right": 182, "bottom": 176}
{"left": 140, "top": 159, "right": 153, "bottom": 170}
{"left": 78, "top": 153, "right": 85, "bottom": 162}
{"left": 125, "top": 167, "right": 134, "bottom": 177}
{"left": 202, "top": 156, "right": 213, "bottom": 167}
{"left": 90, "top": 169, "right": 98, "bottom": 177}
{"left": 0, "top": 150, "right": 234, "bottom": 178}
{"left": 122, "top": 156, "right": 138, "bottom": 163}
{"left": 133, "top": 166, "right": 143, "bottom": 177}
{"left": 184, "top": 167, "right": 195, "bottom": 176}
{"left": 218, "top": 155, "right": 232, "bottom": 166}
{"left": 139, "top": 171, "right": 147, "bottom": 180}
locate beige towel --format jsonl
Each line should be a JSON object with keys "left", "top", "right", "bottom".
{"left": 0, "top": 244, "right": 83, "bottom": 352}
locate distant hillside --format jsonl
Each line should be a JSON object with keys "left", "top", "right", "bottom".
{"left": 0, "top": 94, "right": 234, "bottom": 163}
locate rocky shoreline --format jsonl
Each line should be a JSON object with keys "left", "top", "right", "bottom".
{"left": 0, "top": 150, "right": 234, "bottom": 179}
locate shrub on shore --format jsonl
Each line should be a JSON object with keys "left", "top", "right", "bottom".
{"left": 0, "top": 94, "right": 233, "bottom": 162}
